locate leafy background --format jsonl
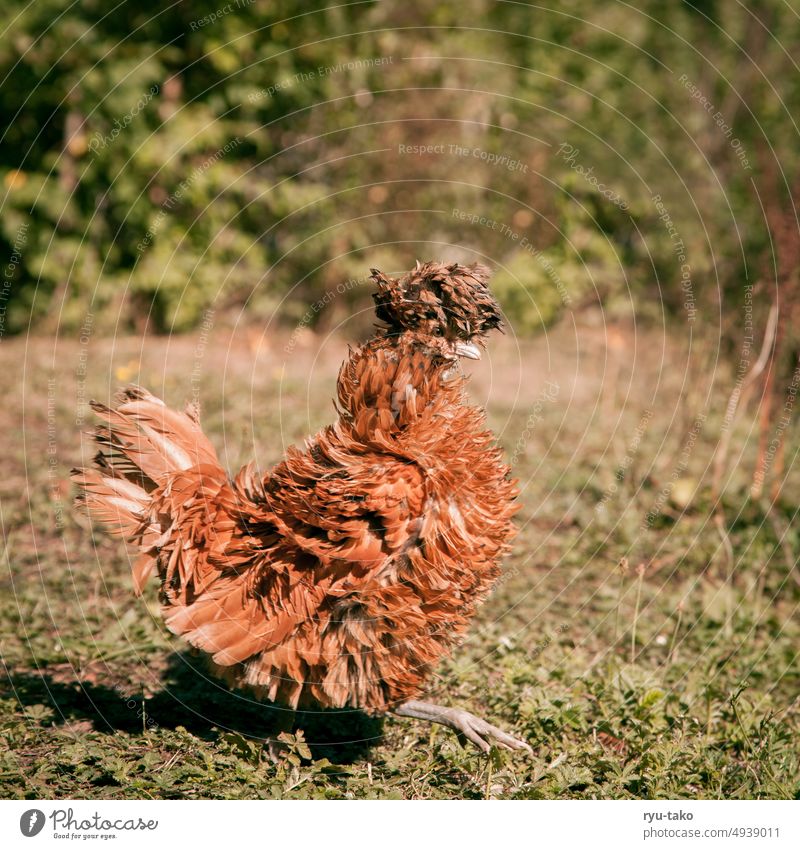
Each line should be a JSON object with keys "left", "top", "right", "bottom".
{"left": 1, "top": 0, "right": 799, "bottom": 802}
{"left": 1, "top": 1, "right": 797, "bottom": 337}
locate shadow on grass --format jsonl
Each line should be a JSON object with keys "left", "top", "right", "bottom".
{"left": 2, "top": 652, "right": 383, "bottom": 765}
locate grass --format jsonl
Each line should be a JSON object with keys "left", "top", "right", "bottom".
{"left": 1, "top": 321, "right": 799, "bottom": 799}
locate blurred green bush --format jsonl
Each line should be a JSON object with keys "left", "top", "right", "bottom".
{"left": 0, "top": 1, "right": 796, "bottom": 336}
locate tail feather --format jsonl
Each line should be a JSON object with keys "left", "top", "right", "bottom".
{"left": 72, "top": 384, "right": 221, "bottom": 545}
{"left": 88, "top": 385, "right": 218, "bottom": 483}
{"left": 73, "top": 384, "right": 322, "bottom": 679}
{"left": 71, "top": 466, "right": 149, "bottom": 538}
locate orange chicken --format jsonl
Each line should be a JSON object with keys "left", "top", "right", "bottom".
{"left": 73, "top": 261, "right": 529, "bottom": 753}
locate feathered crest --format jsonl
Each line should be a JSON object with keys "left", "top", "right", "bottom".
{"left": 371, "top": 261, "right": 503, "bottom": 337}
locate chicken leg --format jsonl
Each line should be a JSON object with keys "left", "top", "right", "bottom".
{"left": 394, "top": 700, "right": 532, "bottom": 754}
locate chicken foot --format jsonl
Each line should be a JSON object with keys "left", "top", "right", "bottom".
{"left": 394, "top": 699, "right": 532, "bottom": 754}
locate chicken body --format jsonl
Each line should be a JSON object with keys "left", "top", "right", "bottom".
{"left": 74, "top": 262, "right": 526, "bottom": 750}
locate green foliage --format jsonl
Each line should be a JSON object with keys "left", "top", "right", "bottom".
{"left": 1, "top": 330, "right": 799, "bottom": 799}
{"left": 1, "top": 1, "right": 797, "bottom": 334}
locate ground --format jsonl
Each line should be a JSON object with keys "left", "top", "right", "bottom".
{"left": 1, "top": 319, "right": 798, "bottom": 799}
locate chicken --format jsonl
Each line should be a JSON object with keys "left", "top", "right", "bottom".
{"left": 73, "top": 261, "right": 529, "bottom": 753}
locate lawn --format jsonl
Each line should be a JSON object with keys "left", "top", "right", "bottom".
{"left": 1, "top": 321, "right": 798, "bottom": 799}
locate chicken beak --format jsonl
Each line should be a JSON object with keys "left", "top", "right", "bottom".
{"left": 454, "top": 341, "right": 481, "bottom": 360}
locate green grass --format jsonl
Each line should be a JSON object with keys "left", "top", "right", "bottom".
{"left": 1, "top": 326, "right": 799, "bottom": 799}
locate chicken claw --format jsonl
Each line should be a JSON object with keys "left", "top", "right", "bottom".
{"left": 394, "top": 699, "right": 532, "bottom": 754}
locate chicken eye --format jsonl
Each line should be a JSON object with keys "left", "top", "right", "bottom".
{"left": 433, "top": 327, "right": 444, "bottom": 336}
